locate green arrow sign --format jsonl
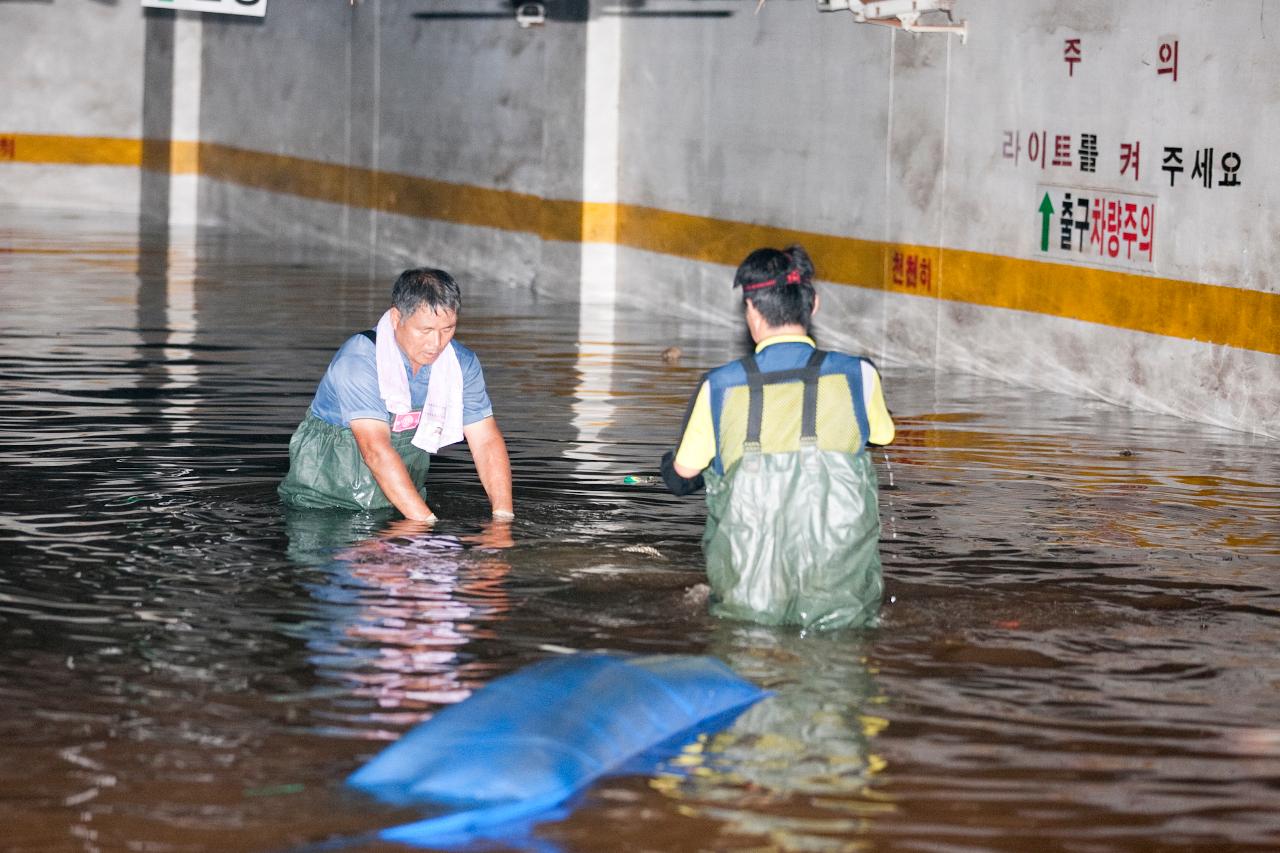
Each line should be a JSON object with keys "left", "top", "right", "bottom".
{"left": 1038, "top": 192, "right": 1054, "bottom": 251}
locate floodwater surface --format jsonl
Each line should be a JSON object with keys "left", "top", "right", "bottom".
{"left": 1, "top": 207, "right": 1278, "bottom": 852}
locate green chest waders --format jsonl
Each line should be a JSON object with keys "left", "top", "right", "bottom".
{"left": 278, "top": 413, "right": 432, "bottom": 512}
{"left": 702, "top": 352, "right": 883, "bottom": 630}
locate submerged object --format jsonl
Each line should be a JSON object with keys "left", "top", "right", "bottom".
{"left": 347, "top": 652, "right": 768, "bottom": 846}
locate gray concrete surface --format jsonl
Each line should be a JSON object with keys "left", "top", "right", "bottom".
{"left": 1, "top": 0, "right": 1276, "bottom": 437}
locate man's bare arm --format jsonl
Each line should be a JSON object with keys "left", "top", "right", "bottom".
{"left": 463, "top": 416, "right": 514, "bottom": 518}
{"left": 350, "top": 418, "right": 436, "bottom": 521}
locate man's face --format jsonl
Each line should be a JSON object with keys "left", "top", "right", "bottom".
{"left": 391, "top": 305, "right": 457, "bottom": 372}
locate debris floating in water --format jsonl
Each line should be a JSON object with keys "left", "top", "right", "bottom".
{"left": 621, "top": 543, "right": 664, "bottom": 558}
{"left": 243, "top": 783, "right": 305, "bottom": 798}
{"left": 623, "top": 474, "right": 659, "bottom": 485}
{"left": 682, "top": 583, "right": 711, "bottom": 609}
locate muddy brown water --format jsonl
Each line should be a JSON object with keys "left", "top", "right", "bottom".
{"left": 1, "top": 207, "right": 1277, "bottom": 852}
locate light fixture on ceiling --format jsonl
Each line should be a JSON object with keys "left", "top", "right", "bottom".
{"left": 817, "top": 0, "right": 968, "bottom": 42}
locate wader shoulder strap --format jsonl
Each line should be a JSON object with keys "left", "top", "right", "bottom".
{"left": 800, "top": 349, "right": 824, "bottom": 441}
{"left": 360, "top": 329, "right": 376, "bottom": 343}
{"left": 847, "top": 359, "right": 871, "bottom": 451}
{"left": 739, "top": 356, "right": 765, "bottom": 452}
{"left": 740, "top": 349, "right": 827, "bottom": 448}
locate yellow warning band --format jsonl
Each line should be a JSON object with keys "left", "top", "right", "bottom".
{"left": 3, "top": 132, "right": 1275, "bottom": 356}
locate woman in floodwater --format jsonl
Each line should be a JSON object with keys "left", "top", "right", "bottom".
{"left": 660, "top": 245, "right": 896, "bottom": 630}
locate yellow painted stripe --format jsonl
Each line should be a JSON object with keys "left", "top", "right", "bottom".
{"left": 195, "top": 142, "right": 586, "bottom": 242}
{"left": 616, "top": 204, "right": 884, "bottom": 285}
{"left": 3, "top": 134, "right": 142, "bottom": 167}
{"left": 580, "top": 201, "right": 619, "bottom": 244}
{"left": 3, "top": 132, "right": 1277, "bottom": 356}
{"left": 169, "top": 140, "right": 200, "bottom": 175}
{"left": 0, "top": 134, "right": 202, "bottom": 173}
{"left": 608, "top": 209, "right": 1278, "bottom": 356}
{"left": 940, "top": 245, "right": 1278, "bottom": 357}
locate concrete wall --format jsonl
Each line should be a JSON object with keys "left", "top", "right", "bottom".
{"left": 613, "top": 4, "right": 893, "bottom": 324}
{"left": 1, "top": 0, "right": 1277, "bottom": 437}
{"left": 610, "top": 0, "right": 1279, "bottom": 436}
{"left": 192, "top": 0, "right": 592, "bottom": 287}
{"left": 0, "top": 1, "right": 146, "bottom": 211}
{"left": 897, "top": 1, "right": 1280, "bottom": 434}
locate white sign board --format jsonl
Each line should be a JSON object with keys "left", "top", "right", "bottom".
{"left": 1035, "top": 184, "right": 1157, "bottom": 273}
{"left": 141, "top": 0, "right": 266, "bottom": 17}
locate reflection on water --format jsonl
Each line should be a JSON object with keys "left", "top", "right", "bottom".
{"left": 646, "top": 626, "right": 889, "bottom": 850}
{"left": 1, "top": 206, "right": 1278, "bottom": 852}
{"left": 291, "top": 515, "right": 515, "bottom": 733}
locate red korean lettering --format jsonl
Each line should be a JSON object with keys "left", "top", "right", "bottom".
{"left": 1120, "top": 141, "right": 1141, "bottom": 181}
{"left": 1064, "top": 38, "right": 1082, "bottom": 76}
{"left": 1157, "top": 39, "right": 1178, "bottom": 81}
{"left": 1138, "top": 205, "right": 1154, "bottom": 261}
{"left": 1052, "top": 134, "right": 1072, "bottom": 167}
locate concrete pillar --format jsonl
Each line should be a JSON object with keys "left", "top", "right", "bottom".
{"left": 139, "top": 9, "right": 203, "bottom": 228}
{"left": 579, "top": 0, "right": 622, "bottom": 318}
{"left": 168, "top": 13, "right": 203, "bottom": 228}
{"left": 573, "top": 0, "right": 623, "bottom": 463}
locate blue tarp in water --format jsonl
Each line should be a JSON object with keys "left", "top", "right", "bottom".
{"left": 347, "top": 652, "right": 768, "bottom": 846}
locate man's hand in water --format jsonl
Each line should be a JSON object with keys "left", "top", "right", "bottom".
{"left": 463, "top": 517, "right": 515, "bottom": 549}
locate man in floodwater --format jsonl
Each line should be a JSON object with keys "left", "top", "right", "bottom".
{"left": 660, "top": 245, "right": 894, "bottom": 630}
{"left": 279, "top": 268, "right": 513, "bottom": 522}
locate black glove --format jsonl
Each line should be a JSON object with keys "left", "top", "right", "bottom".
{"left": 660, "top": 450, "right": 704, "bottom": 497}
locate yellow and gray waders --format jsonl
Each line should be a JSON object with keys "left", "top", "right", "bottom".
{"left": 277, "top": 413, "right": 431, "bottom": 511}
{"left": 702, "top": 351, "right": 883, "bottom": 630}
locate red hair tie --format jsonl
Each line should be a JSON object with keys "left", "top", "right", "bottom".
{"left": 742, "top": 267, "right": 803, "bottom": 292}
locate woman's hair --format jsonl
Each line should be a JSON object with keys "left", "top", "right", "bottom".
{"left": 733, "top": 244, "right": 816, "bottom": 330}
{"left": 392, "top": 267, "right": 462, "bottom": 318}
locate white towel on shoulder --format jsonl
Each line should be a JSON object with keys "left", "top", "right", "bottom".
{"left": 374, "top": 309, "right": 465, "bottom": 454}
{"left": 375, "top": 310, "right": 413, "bottom": 414}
